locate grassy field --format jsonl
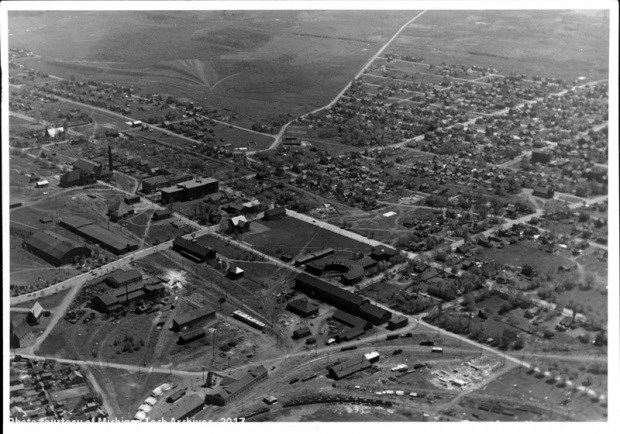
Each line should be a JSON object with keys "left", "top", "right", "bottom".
{"left": 473, "top": 241, "right": 574, "bottom": 276}
{"left": 9, "top": 10, "right": 412, "bottom": 123}
{"left": 244, "top": 216, "right": 374, "bottom": 259}
{"left": 390, "top": 10, "right": 609, "bottom": 81}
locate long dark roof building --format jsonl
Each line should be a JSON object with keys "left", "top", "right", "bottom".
{"left": 23, "top": 230, "right": 91, "bottom": 267}
{"left": 172, "top": 236, "right": 216, "bottom": 262}
{"left": 172, "top": 306, "right": 216, "bottom": 331}
{"left": 328, "top": 357, "right": 372, "bottom": 380}
{"left": 59, "top": 217, "right": 139, "bottom": 255}
{"left": 295, "top": 273, "right": 365, "bottom": 312}
{"left": 204, "top": 366, "right": 268, "bottom": 406}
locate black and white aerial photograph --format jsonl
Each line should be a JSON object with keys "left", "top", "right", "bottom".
{"left": 2, "top": 0, "right": 618, "bottom": 428}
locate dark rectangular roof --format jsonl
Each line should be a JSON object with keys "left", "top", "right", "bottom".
{"left": 173, "top": 236, "right": 214, "bottom": 258}
{"left": 287, "top": 298, "right": 319, "bottom": 314}
{"left": 78, "top": 224, "right": 139, "bottom": 251}
{"left": 341, "top": 326, "right": 365, "bottom": 341}
{"left": 332, "top": 310, "right": 367, "bottom": 328}
{"left": 329, "top": 357, "right": 371, "bottom": 379}
{"left": 174, "top": 306, "right": 216, "bottom": 327}
{"left": 214, "top": 366, "right": 268, "bottom": 400}
{"left": 24, "top": 230, "right": 86, "bottom": 261}
{"left": 106, "top": 269, "right": 142, "bottom": 287}
{"left": 60, "top": 216, "right": 93, "bottom": 230}
{"left": 296, "top": 273, "right": 365, "bottom": 307}
{"left": 359, "top": 302, "right": 391, "bottom": 321}
{"left": 264, "top": 207, "right": 286, "bottom": 217}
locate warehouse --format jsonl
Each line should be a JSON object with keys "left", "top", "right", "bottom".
{"left": 172, "top": 306, "right": 216, "bottom": 332}
{"left": 332, "top": 310, "right": 372, "bottom": 330}
{"left": 328, "top": 357, "right": 372, "bottom": 380}
{"left": 358, "top": 301, "right": 392, "bottom": 326}
{"left": 172, "top": 237, "right": 216, "bottom": 262}
{"left": 338, "top": 325, "right": 365, "bottom": 342}
{"left": 295, "top": 273, "right": 365, "bottom": 313}
{"left": 286, "top": 298, "right": 319, "bottom": 318}
{"left": 106, "top": 269, "right": 142, "bottom": 288}
{"left": 58, "top": 217, "right": 139, "bottom": 255}
{"left": 204, "top": 366, "right": 268, "bottom": 406}
{"left": 23, "top": 230, "right": 92, "bottom": 267}
{"left": 160, "top": 177, "right": 219, "bottom": 203}
{"left": 161, "top": 394, "right": 204, "bottom": 421}
{"left": 263, "top": 207, "right": 286, "bottom": 221}
{"left": 141, "top": 172, "right": 192, "bottom": 194}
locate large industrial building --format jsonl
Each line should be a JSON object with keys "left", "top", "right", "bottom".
{"left": 328, "top": 357, "right": 372, "bottom": 380}
{"left": 59, "top": 216, "right": 139, "bottom": 255}
{"left": 295, "top": 274, "right": 392, "bottom": 326}
{"left": 141, "top": 172, "right": 192, "bottom": 194}
{"left": 22, "top": 230, "right": 92, "bottom": 267}
{"left": 172, "top": 306, "right": 216, "bottom": 332}
{"left": 160, "top": 177, "right": 219, "bottom": 203}
{"left": 172, "top": 237, "right": 217, "bottom": 262}
{"left": 204, "top": 366, "right": 268, "bottom": 406}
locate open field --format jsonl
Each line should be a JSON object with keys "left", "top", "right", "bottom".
{"left": 390, "top": 10, "right": 609, "bottom": 81}
{"left": 9, "top": 10, "right": 412, "bottom": 123}
{"left": 244, "top": 216, "right": 374, "bottom": 259}
{"left": 473, "top": 242, "right": 575, "bottom": 276}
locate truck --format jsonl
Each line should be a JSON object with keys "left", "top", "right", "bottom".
{"left": 431, "top": 347, "right": 443, "bottom": 353}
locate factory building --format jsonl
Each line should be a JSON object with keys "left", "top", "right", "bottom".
{"left": 160, "top": 177, "right": 219, "bottom": 203}
{"left": 59, "top": 216, "right": 139, "bottom": 255}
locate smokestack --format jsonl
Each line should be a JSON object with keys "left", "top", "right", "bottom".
{"left": 108, "top": 145, "right": 113, "bottom": 172}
